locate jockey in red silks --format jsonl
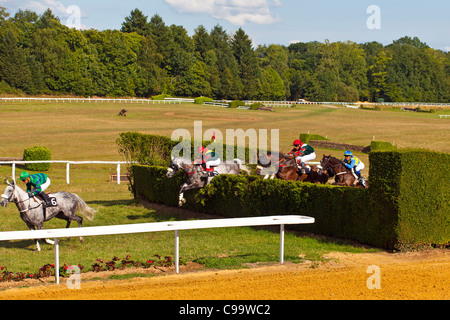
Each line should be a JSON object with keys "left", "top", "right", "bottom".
{"left": 196, "top": 146, "right": 221, "bottom": 178}
{"left": 287, "top": 139, "right": 316, "bottom": 174}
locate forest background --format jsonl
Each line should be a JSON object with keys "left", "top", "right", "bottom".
{"left": 0, "top": 7, "right": 449, "bottom": 103}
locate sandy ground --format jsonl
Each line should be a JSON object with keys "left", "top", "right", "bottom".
{"left": 0, "top": 249, "right": 448, "bottom": 300}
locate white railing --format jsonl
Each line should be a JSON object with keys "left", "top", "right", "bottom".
{"left": 2, "top": 97, "right": 449, "bottom": 107}
{"left": 0, "top": 160, "right": 129, "bottom": 184}
{"left": 244, "top": 100, "right": 450, "bottom": 107}
{"left": 0, "top": 97, "right": 182, "bottom": 104}
{"left": 0, "top": 215, "right": 314, "bottom": 283}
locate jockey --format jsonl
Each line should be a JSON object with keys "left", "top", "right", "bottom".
{"left": 287, "top": 139, "right": 316, "bottom": 174}
{"left": 342, "top": 151, "right": 367, "bottom": 188}
{"left": 19, "top": 171, "right": 52, "bottom": 206}
{"left": 196, "top": 146, "right": 221, "bottom": 177}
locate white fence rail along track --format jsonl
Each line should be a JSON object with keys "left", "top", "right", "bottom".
{"left": 0, "top": 97, "right": 182, "bottom": 104}
{"left": 0, "top": 215, "right": 314, "bottom": 283}
{"left": 0, "top": 160, "right": 129, "bottom": 185}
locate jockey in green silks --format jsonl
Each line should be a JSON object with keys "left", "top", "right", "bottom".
{"left": 19, "top": 172, "right": 52, "bottom": 206}
{"left": 287, "top": 139, "right": 316, "bottom": 174}
{"left": 342, "top": 151, "right": 367, "bottom": 188}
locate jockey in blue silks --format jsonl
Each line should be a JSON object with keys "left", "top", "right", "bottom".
{"left": 342, "top": 151, "right": 367, "bottom": 188}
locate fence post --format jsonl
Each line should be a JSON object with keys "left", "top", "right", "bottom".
{"left": 117, "top": 163, "right": 121, "bottom": 185}
{"left": 66, "top": 162, "right": 70, "bottom": 184}
{"left": 12, "top": 162, "right": 15, "bottom": 180}
{"left": 55, "top": 238, "right": 60, "bottom": 284}
{"left": 280, "top": 224, "right": 285, "bottom": 264}
{"left": 175, "top": 230, "right": 180, "bottom": 273}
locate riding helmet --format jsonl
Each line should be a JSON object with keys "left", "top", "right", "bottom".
{"left": 293, "top": 139, "right": 302, "bottom": 146}
{"left": 20, "top": 171, "right": 30, "bottom": 181}
{"left": 344, "top": 151, "right": 353, "bottom": 156}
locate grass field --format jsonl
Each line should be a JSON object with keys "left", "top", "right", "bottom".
{"left": 0, "top": 101, "right": 448, "bottom": 276}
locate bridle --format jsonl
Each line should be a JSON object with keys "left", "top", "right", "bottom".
{"left": 321, "top": 157, "right": 349, "bottom": 177}
{"left": 1, "top": 184, "right": 42, "bottom": 213}
{"left": 1, "top": 187, "right": 14, "bottom": 203}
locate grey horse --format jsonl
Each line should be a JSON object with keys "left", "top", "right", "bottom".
{"left": 166, "top": 157, "right": 250, "bottom": 206}
{"left": 1, "top": 180, "right": 96, "bottom": 251}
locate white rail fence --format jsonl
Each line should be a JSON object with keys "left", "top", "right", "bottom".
{"left": 0, "top": 160, "right": 129, "bottom": 184}
{"left": 0, "top": 97, "right": 182, "bottom": 104}
{"left": 3, "top": 97, "right": 449, "bottom": 108}
{"left": 0, "top": 215, "right": 314, "bottom": 284}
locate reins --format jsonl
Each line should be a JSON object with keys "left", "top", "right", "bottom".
{"left": 322, "top": 157, "right": 350, "bottom": 176}
{"left": 2, "top": 185, "right": 42, "bottom": 213}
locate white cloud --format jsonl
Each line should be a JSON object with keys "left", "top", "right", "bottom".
{"left": 21, "top": 0, "right": 87, "bottom": 29}
{"left": 445, "top": 46, "right": 450, "bottom": 52}
{"left": 164, "top": 0, "right": 282, "bottom": 25}
{"left": 24, "top": 0, "right": 67, "bottom": 15}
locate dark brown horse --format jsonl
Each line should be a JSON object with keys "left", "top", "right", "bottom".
{"left": 257, "top": 152, "right": 329, "bottom": 183}
{"left": 319, "top": 155, "right": 368, "bottom": 188}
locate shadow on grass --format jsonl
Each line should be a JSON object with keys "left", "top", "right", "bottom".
{"left": 86, "top": 199, "right": 138, "bottom": 207}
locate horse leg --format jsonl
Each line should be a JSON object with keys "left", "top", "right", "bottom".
{"left": 24, "top": 222, "right": 41, "bottom": 251}
{"left": 178, "top": 183, "right": 190, "bottom": 206}
{"left": 64, "top": 210, "right": 85, "bottom": 242}
{"left": 34, "top": 224, "right": 55, "bottom": 246}
{"left": 72, "top": 214, "right": 84, "bottom": 242}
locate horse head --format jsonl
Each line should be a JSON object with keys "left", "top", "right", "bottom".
{"left": 1, "top": 180, "right": 16, "bottom": 207}
{"left": 166, "top": 157, "right": 191, "bottom": 178}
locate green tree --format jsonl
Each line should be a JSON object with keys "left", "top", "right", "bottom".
{"left": 121, "top": 9, "right": 150, "bottom": 36}
{"left": 231, "top": 28, "right": 260, "bottom": 99}
{"left": 0, "top": 28, "right": 31, "bottom": 90}
{"left": 135, "top": 36, "right": 166, "bottom": 96}
{"left": 210, "top": 24, "right": 241, "bottom": 99}
{"left": 193, "top": 25, "right": 212, "bottom": 61}
{"left": 368, "top": 50, "right": 392, "bottom": 101}
{"left": 260, "top": 68, "right": 284, "bottom": 100}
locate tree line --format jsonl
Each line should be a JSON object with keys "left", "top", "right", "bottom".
{"left": 0, "top": 7, "right": 449, "bottom": 102}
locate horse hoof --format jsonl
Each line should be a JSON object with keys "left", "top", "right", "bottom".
{"left": 79, "top": 237, "right": 84, "bottom": 243}
{"left": 45, "top": 239, "right": 55, "bottom": 245}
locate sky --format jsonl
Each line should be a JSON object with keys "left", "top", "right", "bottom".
{"left": 2, "top": 0, "right": 449, "bottom": 51}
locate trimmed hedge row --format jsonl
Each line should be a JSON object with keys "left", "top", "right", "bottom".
{"left": 132, "top": 148, "right": 449, "bottom": 250}
{"left": 299, "top": 133, "right": 328, "bottom": 144}
{"left": 117, "top": 132, "right": 260, "bottom": 167}
{"left": 22, "top": 146, "right": 51, "bottom": 171}
{"left": 370, "top": 140, "right": 397, "bottom": 151}
{"left": 370, "top": 149, "right": 449, "bottom": 250}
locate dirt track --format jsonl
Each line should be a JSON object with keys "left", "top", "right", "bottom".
{"left": 0, "top": 249, "right": 448, "bottom": 300}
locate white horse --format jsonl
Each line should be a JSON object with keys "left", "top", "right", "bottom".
{"left": 1, "top": 180, "right": 96, "bottom": 251}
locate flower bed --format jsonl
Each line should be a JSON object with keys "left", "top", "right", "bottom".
{"left": 0, "top": 254, "right": 186, "bottom": 282}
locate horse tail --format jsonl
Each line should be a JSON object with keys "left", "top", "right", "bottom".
{"left": 73, "top": 194, "right": 96, "bottom": 221}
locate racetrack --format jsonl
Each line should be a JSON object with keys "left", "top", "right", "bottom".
{"left": 0, "top": 249, "right": 448, "bottom": 300}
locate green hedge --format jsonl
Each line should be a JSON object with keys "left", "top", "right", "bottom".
{"left": 132, "top": 147, "right": 450, "bottom": 250}
{"left": 117, "top": 132, "right": 260, "bottom": 169}
{"left": 370, "top": 140, "right": 397, "bottom": 151}
{"left": 22, "top": 146, "right": 51, "bottom": 171}
{"left": 228, "top": 100, "right": 246, "bottom": 108}
{"left": 117, "top": 132, "right": 177, "bottom": 167}
{"left": 299, "top": 133, "right": 328, "bottom": 144}
{"left": 369, "top": 149, "right": 449, "bottom": 250}
{"left": 194, "top": 96, "right": 213, "bottom": 104}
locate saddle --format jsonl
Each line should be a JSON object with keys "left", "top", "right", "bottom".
{"left": 33, "top": 193, "right": 58, "bottom": 220}
{"left": 296, "top": 160, "right": 311, "bottom": 174}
